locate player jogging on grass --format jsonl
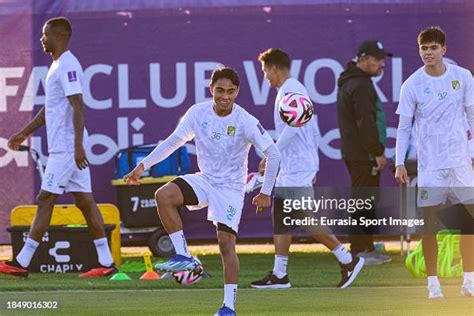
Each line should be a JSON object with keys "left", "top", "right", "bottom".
{"left": 250, "top": 48, "right": 364, "bottom": 290}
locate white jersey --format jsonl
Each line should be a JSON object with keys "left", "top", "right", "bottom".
{"left": 173, "top": 101, "right": 274, "bottom": 190}
{"left": 396, "top": 63, "right": 474, "bottom": 171}
{"left": 274, "top": 78, "right": 320, "bottom": 176}
{"left": 45, "top": 50, "right": 87, "bottom": 153}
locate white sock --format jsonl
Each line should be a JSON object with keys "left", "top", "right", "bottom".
{"left": 93, "top": 237, "right": 114, "bottom": 267}
{"left": 169, "top": 230, "right": 191, "bottom": 257}
{"left": 272, "top": 255, "right": 288, "bottom": 278}
{"left": 332, "top": 244, "right": 352, "bottom": 264}
{"left": 16, "top": 238, "right": 39, "bottom": 268}
{"left": 427, "top": 276, "right": 440, "bottom": 287}
{"left": 223, "top": 284, "right": 237, "bottom": 311}
{"left": 463, "top": 272, "right": 473, "bottom": 286}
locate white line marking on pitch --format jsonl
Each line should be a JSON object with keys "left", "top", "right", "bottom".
{"left": 0, "top": 285, "right": 462, "bottom": 295}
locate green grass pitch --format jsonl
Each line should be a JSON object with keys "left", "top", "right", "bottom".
{"left": 0, "top": 252, "right": 472, "bottom": 315}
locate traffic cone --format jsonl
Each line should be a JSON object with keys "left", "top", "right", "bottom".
{"left": 110, "top": 272, "right": 132, "bottom": 280}
{"left": 140, "top": 271, "right": 161, "bottom": 280}
{"left": 139, "top": 252, "right": 161, "bottom": 280}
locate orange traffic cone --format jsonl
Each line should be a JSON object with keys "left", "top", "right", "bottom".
{"left": 139, "top": 252, "right": 161, "bottom": 280}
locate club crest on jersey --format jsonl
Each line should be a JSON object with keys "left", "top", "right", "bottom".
{"left": 420, "top": 190, "right": 428, "bottom": 200}
{"left": 67, "top": 71, "right": 77, "bottom": 82}
{"left": 227, "top": 126, "right": 236, "bottom": 136}
{"left": 451, "top": 80, "right": 460, "bottom": 90}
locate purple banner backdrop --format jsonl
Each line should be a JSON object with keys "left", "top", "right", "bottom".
{"left": 1, "top": 1, "right": 473, "bottom": 243}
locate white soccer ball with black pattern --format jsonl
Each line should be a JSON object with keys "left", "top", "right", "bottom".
{"left": 278, "top": 92, "right": 314, "bottom": 127}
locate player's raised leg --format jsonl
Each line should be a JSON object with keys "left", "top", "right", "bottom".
{"left": 154, "top": 180, "right": 198, "bottom": 272}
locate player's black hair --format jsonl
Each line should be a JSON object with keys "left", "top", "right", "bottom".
{"left": 45, "top": 16, "right": 72, "bottom": 38}
{"left": 258, "top": 48, "right": 291, "bottom": 70}
{"left": 210, "top": 67, "right": 240, "bottom": 87}
{"left": 418, "top": 26, "right": 446, "bottom": 46}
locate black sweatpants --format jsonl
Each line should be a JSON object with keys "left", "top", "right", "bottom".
{"left": 344, "top": 160, "right": 380, "bottom": 255}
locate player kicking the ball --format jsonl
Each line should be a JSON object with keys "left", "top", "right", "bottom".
{"left": 124, "top": 67, "right": 280, "bottom": 315}
{"left": 251, "top": 48, "right": 364, "bottom": 290}
{"left": 395, "top": 26, "right": 474, "bottom": 298}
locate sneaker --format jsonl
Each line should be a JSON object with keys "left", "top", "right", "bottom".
{"left": 0, "top": 260, "right": 28, "bottom": 278}
{"left": 357, "top": 250, "right": 391, "bottom": 265}
{"left": 214, "top": 305, "right": 236, "bottom": 316}
{"left": 154, "top": 254, "right": 198, "bottom": 273}
{"left": 338, "top": 257, "right": 365, "bottom": 288}
{"left": 373, "top": 251, "right": 392, "bottom": 263}
{"left": 250, "top": 271, "right": 291, "bottom": 289}
{"left": 461, "top": 281, "right": 474, "bottom": 297}
{"left": 428, "top": 284, "right": 444, "bottom": 299}
{"left": 79, "top": 264, "right": 118, "bottom": 278}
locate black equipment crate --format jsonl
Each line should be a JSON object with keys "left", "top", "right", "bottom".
{"left": 8, "top": 225, "right": 114, "bottom": 273}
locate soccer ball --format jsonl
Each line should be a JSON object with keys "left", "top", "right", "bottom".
{"left": 172, "top": 269, "right": 203, "bottom": 285}
{"left": 278, "top": 92, "right": 313, "bottom": 127}
{"left": 172, "top": 258, "right": 204, "bottom": 285}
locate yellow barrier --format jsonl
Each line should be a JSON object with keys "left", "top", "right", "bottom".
{"left": 10, "top": 204, "right": 122, "bottom": 266}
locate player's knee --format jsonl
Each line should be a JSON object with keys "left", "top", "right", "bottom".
{"left": 217, "top": 233, "right": 236, "bottom": 256}
{"left": 218, "top": 241, "right": 234, "bottom": 257}
{"left": 74, "top": 198, "right": 88, "bottom": 212}
{"left": 155, "top": 189, "right": 167, "bottom": 205}
{"left": 36, "top": 191, "right": 56, "bottom": 208}
{"left": 155, "top": 187, "right": 179, "bottom": 208}
{"left": 73, "top": 193, "right": 94, "bottom": 211}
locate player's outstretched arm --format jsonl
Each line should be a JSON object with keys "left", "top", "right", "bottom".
{"left": 138, "top": 107, "right": 194, "bottom": 173}
{"left": 139, "top": 134, "right": 187, "bottom": 171}
{"left": 8, "top": 106, "right": 46, "bottom": 150}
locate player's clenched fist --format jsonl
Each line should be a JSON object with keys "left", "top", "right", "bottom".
{"left": 124, "top": 162, "right": 145, "bottom": 185}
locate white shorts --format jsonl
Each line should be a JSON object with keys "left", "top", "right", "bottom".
{"left": 417, "top": 165, "right": 474, "bottom": 207}
{"left": 41, "top": 152, "right": 92, "bottom": 194}
{"left": 179, "top": 173, "right": 245, "bottom": 233}
{"left": 276, "top": 170, "right": 316, "bottom": 187}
